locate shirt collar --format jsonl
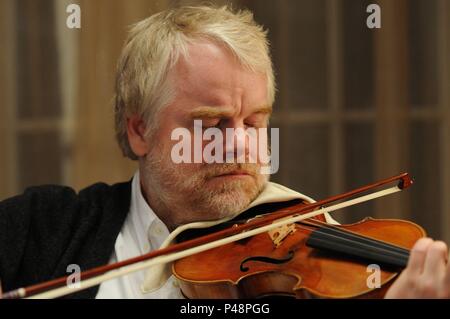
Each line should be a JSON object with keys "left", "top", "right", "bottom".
{"left": 129, "top": 171, "right": 170, "bottom": 254}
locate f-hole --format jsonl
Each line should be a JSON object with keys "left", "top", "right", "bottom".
{"left": 240, "top": 250, "right": 295, "bottom": 272}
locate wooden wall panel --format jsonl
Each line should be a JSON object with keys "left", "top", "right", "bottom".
{"left": 374, "top": 0, "right": 410, "bottom": 219}
{"left": 0, "top": 0, "right": 17, "bottom": 200}
{"left": 73, "top": 0, "right": 169, "bottom": 190}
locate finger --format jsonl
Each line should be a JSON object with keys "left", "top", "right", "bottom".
{"left": 423, "top": 241, "right": 448, "bottom": 280}
{"left": 407, "top": 237, "right": 434, "bottom": 275}
{"left": 445, "top": 248, "right": 450, "bottom": 297}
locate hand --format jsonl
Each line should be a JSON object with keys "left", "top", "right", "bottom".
{"left": 385, "top": 237, "right": 450, "bottom": 298}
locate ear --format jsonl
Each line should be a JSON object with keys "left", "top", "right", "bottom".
{"left": 126, "top": 115, "right": 150, "bottom": 157}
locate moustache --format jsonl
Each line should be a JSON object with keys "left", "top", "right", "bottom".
{"left": 202, "top": 163, "right": 260, "bottom": 179}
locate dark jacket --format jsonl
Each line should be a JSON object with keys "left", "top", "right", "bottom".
{"left": 0, "top": 181, "right": 132, "bottom": 298}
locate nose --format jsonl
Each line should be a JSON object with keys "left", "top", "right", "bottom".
{"left": 224, "top": 121, "right": 249, "bottom": 163}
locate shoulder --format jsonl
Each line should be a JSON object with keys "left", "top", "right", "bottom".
{"left": 1, "top": 181, "right": 130, "bottom": 212}
{"left": 0, "top": 180, "right": 132, "bottom": 231}
{"left": 0, "top": 180, "right": 132, "bottom": 293}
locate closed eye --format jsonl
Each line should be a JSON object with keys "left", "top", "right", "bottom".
{"left": 245, "top": 114, "right": 269, "bottom": 128}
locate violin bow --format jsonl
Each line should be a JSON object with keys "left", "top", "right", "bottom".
{"left": 1, "top": 172, "right": 413, "bottom": 299}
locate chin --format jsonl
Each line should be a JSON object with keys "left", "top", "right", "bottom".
{"left": 197, "top": 188, "right": 258, "bottom": 221}
{"left": 207, "top": 174, "right": 259, "bottom": 190}
{"left": 176, "top": 176, "right": 267, "bottom": 224}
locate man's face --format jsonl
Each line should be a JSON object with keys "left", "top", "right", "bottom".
{"left": 140, "top": 40, "right": 271, "bottom": 228}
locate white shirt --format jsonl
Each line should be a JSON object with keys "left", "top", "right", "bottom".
{"left": 96, "top": 172, "right": 184, "bottom": 299}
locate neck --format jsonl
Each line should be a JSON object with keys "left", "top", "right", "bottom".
{"left": 139, "top": 180, "right": 179, "bottom": 231}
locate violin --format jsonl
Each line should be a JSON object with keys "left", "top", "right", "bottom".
{"left": 173, "top": 209, "right": 425, "bottom": 299}
{"left": 1, "top": 172, "right": 426, "bottom": 299}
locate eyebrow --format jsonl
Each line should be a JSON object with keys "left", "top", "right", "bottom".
{"left": 189, "top": 105, "right": 272, "bottom": 118}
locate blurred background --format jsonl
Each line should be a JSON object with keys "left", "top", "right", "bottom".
{"left": 0, "top": 0, "right": 449, "bottom": 242}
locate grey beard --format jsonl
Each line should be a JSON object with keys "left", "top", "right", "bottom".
{"left": 140, "top": 152, "right": 267, "bottom": 228}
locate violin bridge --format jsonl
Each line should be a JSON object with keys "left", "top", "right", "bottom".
{"left": 268, "top": 218, "right": 297, "bottom": 247}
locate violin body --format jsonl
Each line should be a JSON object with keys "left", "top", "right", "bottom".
{"left": 173, "top": 217, "right": 426, "bottom": 299}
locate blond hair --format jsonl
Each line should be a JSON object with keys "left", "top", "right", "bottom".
{"left": 114, "top": 5, "right": 275, "bottom": 160}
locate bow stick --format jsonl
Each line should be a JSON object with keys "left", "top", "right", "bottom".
{"left": 0, "top": 172, "right": 412, "bottom": 299}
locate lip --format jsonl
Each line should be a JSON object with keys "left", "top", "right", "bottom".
{"left": 215, "top": 171, "right": 253, "bottom": 178}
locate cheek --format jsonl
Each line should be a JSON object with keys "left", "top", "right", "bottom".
{"left": 172, "top": 162, "right": 204, "bottom": 175}
{"left": 151, "top": 124, "right": 183, "bottom": 157}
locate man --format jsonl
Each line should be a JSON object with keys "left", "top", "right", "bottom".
{"left": 0, "top": 5, "right": 449, "bottom": 299}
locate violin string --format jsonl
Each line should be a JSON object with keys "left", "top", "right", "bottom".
{"left": 259, "top": 210, "right": 410, "bottom": 258}
{"left": 289, "top": 218, "right": 410, "bottom": 266}
{"left": 299, "top": 219, "right": 410, "bottom": 255}
{"left": 301, "top": 226, "right": 409, "bottom": 266}
{"left": 266, "top": 216, "right": 409, "bottom": 261}
{"left": 305, "top": 231, "right": 409, "bottom": 268}
{"left": 299, "top": 219, "right": 410, "bottom": 258}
